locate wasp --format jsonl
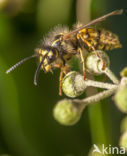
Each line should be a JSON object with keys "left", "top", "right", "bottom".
{"left": 6, "top": 9, "right": 123, "bottom": 95}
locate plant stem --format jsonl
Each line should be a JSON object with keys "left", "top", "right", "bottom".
{"left": 103, "top": 67, "right": 119, "bottom": 84}
{"left": 85, "top": 79, "right": 117, "bottom": 89}
{"left": 73, "top": 86, "right": 118, "bottom": 109}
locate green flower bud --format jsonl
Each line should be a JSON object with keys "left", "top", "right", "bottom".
{"left": 85, "top": 51, "right": 110, "bottom": 75}
{"left": 119, "top": 131, "right": 127, "bottom": 152}
{"left": 53, "top": 99, "right": 83, "bottom": 126}
{"left": 120, "top": 67, "right": 127, "bottom": 77}
{"left": 114, "top": 87, "right": 127, "bottom": 113}
{"left": 121, "top": 116, "right": 127, "bottom": 133}
{"left": 121, "top": 77, "right": 127, "bottom": 86}
{"left": 62, "top": 71, "right": 86, "bottom": 98}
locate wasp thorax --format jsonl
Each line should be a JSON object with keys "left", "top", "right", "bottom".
{"left": 51, "top": 33, "right": 65, "bottom": 50}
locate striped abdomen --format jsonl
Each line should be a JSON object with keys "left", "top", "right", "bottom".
{"left": 77, "top": 28, "right": 122, "bottom": 52}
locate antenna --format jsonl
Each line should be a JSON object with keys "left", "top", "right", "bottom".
{"left": 34, "top": 59, "right": 44, "bottom": 86}
{"left": 6, "top": 54, "right": 36, "bottom": 74}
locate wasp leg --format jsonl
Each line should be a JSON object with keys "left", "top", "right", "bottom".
{"left": 53, "top": 63, "right": 63, "bottom": 95}
{"left": 82, "top": 39, "right": 106, "bottom": 70}
{"left": 53, "top": 63, "right": 70, "bottom": 96}
{"left": 59, "top": 66, "right": 71, "bottom": 96}
{"left": 78, "top": 48, "right": 86, "bottom": 80}
{"left": 59, "top": 67, "right": 64, "bottom": 96}
{"left": 94, "top": 50, "right": 106, "bottom": 70}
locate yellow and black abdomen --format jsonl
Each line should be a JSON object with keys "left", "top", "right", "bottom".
{"left": 98, "top": 29, "right": 122, "bottom": 50}
{"left": 77, "top": 28, "right": 122, "bottom": 52}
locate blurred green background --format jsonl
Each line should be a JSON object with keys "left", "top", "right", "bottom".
{"left": 0, "top": 0, "right": 127, "bottom": 156}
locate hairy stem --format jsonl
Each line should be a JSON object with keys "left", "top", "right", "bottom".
{"left": 73, "top": 86, "right": 118, "bottom": 109}
{"left": 103, "top": 67, "right": 119, "bottom": 84}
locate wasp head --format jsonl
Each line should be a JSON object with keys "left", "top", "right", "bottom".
{"left": 37, "top": 46, "right": 58, "bottom": 72}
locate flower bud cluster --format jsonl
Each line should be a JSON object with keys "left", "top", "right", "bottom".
{"left": 53, "top": 50, "right": 127, "bottom": 126}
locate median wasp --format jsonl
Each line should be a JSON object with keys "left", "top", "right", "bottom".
{"left": 6, "top": 9, "right": 123, "bottom": 95}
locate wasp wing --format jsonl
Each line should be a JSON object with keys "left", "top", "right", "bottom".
{"left": 63, "top": 9, "right": 123, "bottom": 39}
